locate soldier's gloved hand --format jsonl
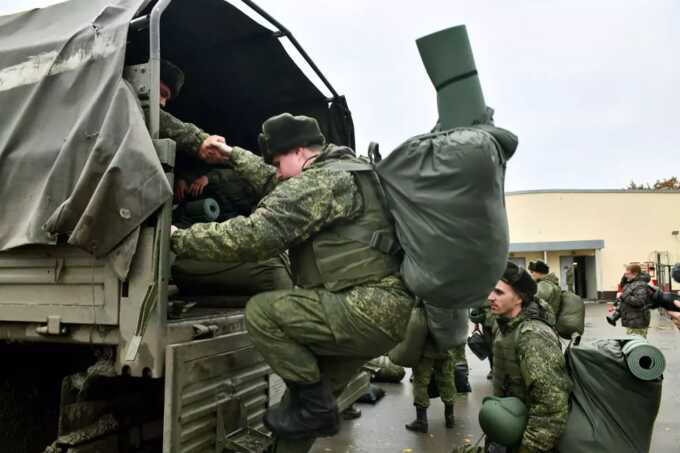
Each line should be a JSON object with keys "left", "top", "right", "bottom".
{"left": 190, "top": 175, "right": 209, "bottom": 197}
{"left": 669, "top": 301, "right": 680, "bottom": 330}
{"left": 198, "top": 135, "right": 228, "bottom": 164}
{"left": 175, "top": 179, "right": 188, "bottom": 203}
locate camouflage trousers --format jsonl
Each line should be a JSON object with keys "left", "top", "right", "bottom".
{"left": 625, "top": 327, "right": 648, "bottom": 338}
{"left": 450, "top": 343, "right": 468, "bottom": 366}
{"left": 246, "top": 287, "right": 409, "bottom": 453}
{"left": 412, "top": 354, "right": 455, "bottom": 407}
{"left": 412, "top": 343, "right": 468, "bottom": 408}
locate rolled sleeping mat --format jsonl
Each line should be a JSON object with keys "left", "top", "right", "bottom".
{"left": 622, "top": 338, "right": 665, "bottom": 381}
{"left": 416, "top": 25, "right": 487, "bottom": 130}
{"left": 184, "top": 198, "right": 220, "bottom": 222}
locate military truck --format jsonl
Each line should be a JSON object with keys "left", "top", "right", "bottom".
{"left": 0, "top": 0, "right": 364, "bottom": 452}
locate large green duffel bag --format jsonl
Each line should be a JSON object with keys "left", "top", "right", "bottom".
{"left": 555, "top": 290, "right": 585, "bottom": 339}
{"left": 172, "top": 254, "right": 293, "bottom": 296}
{"left": 558, "top": 338, "right": 663, "bottom": 453}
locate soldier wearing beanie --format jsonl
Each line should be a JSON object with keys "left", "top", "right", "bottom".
{"left": 528, "top": 260, "right": 562, "bottom": 318}
{"left": 170, "top": 113, "right": 413, "bottom": 452}
{"left": 486, "top": 262, "right": 571, "bottom": 453}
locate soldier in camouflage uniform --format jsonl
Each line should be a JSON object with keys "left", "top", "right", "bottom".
{"left": 529, "top": 260, "right": 562, "bottom": 317}
{"left": 406, "top": 340, "right": 457, "bottom": 433}
{"left": 158, "top": 60, "right": 226, "bottom": 166}
{"left": 158, "top": 61, "right": 258, "bottom": 219}
{"left": 170, "top": 113, "right": 413, "bottom": 451}
{"left": 620, "top": 263, "right": 651, "bottom": 338}
{"left": 487, "top": 262, "right": 571, "bottom": 453}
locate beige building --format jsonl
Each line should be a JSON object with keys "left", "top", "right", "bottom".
{"left": 506, "top": 190, "right": 680, "bottom": 300}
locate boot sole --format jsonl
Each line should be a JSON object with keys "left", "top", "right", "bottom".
{"left": 264, "top": 414, "right": 340, "bottom": 440}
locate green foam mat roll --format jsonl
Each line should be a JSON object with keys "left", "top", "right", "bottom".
{"left": 184, "top": 198, "right": 220, "bottom": 222}
{"left": 622, "top": 339, "right": 665, "bottom": 381}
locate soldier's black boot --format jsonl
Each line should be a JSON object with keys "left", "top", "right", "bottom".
{"left": 405, "top": 407, "right": 428, "bottom": 433}
{"left": 444, "top": 403, "right": 455, "bottom": 428}
{"left": 263, "top": 379, "right": 340, "bottom": 440}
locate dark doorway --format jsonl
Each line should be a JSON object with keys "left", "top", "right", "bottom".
{"left": 573, "top": 256, "right": 587, "bottom": 298}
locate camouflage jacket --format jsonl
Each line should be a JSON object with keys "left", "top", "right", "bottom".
{"left": 159, "top": 109, "right": 209, "bottom": 157}
{"left": 494, "top": 301, "right": 572, "bottom": 452}
{"left": 620, "top": 275, "right": 650, "bottom": 328}
{"left": 171, "top": 145, "right": 411, "bottom": 339}
{"left": 536, "top": 273, "right": 562, "bottom": 317}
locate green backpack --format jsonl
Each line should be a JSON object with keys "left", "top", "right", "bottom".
{"left": 555, "top": 291, "right": 585, "bottom": 339}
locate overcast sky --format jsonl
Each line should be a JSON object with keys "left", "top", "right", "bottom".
{"left": 3, "top": 0, "right": 678, "bottom": 191}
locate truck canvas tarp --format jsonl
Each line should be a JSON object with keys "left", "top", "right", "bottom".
{"left": 0, "top": 0, "right": 354, "bottom": 265}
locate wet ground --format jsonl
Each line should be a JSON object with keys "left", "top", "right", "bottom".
{"left": 312, "top": 303, "right": 680, "bottom": 453}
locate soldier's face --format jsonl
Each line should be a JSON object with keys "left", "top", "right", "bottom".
{"left": 273, "top": 149, "right": 305, "bottom": 180}
{"left": 488, "top": 281, "right": 523, "bottom": 318}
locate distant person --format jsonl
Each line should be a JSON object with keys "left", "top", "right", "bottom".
{"left": 620, "top": 263, "right": 651, "bottom": 338}
{"left": 529, "top": 260, "right": 561, "bottom": 315}
{"left": 565, "top": 264, "right": 575, "bottom": 292}
{"left": 669, "top": 301, "right": 680, "bottom": 330}
{"left": 404, "top": 338, "right": 457, "bottom": 433}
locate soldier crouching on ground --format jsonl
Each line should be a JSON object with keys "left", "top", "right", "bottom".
{"left": 170, "top": 113, "right": 414, "bottom": 452}
{"left": 487, "top": 262, "right": 571, "bottom": 453}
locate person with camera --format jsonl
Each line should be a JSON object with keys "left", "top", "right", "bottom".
{"left": 619, "top": 263, "right": 651, "bottom": 338}
{"left": 669, "top": 301, "right": 680, "bottom": 330}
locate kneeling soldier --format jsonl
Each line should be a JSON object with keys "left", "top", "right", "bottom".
{"left": 487, "top": 262, "right": 572, "bottom": 452}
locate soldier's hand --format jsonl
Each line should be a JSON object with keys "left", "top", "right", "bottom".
{"left": 669, "top": 301, "right": 680, "bottom": 329}
{"left": 175, "top": 179, "right": 188, "bottom": 203}
{"left": 190, "top": 175, "right": 209, "bottom": 197}
{"left": 198, "top": 135, "right": 229, "bottom": 164}
{"left": 170, "top": 225, "right": 178, "bottom": 236}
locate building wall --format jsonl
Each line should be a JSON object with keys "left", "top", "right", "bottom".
{"left": 506, "top": 191, "right": 680, "bottom": 293}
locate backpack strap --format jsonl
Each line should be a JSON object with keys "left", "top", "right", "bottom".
{"left": 319, "top": 159, "right": 402, "bottom": 256}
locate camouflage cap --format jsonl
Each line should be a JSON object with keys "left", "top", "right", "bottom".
{"left": 258, "top": 113, "right": 326, "bottom": 164}
{"left": 501, "top": 261, "right": 537, "bottom": 302}
{"left": 160, "top": 60, "right": 185, "bottom": 99}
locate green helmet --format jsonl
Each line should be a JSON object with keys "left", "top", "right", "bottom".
{"left": 416, "top": 25, "right": 487, "bottom": 130}
{"left": 478, "top": 396, "right": 528, "bottom": 447}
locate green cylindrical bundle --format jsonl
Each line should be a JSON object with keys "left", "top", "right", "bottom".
{"left": 622, "top": 339, "right": 665, "bottom": 381}
{"left": 416, "top": 25, "right": 487, "bottom": 130}
{"left": 184, "top": 198, "right": 220, "bottom": 222}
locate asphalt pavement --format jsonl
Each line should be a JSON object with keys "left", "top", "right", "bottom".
{"left": 311, "top": 303, "right": 680, "bottom": 453}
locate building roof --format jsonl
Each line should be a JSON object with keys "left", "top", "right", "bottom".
{"left": 510, "top": 240, "right": 605, "bottom": 253}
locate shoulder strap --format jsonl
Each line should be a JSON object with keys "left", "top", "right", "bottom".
{"left": 318, "top": 159, "right": 402, "bottom": 255}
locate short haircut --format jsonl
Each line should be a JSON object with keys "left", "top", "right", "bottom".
{"left": 627, "top": 263, "right": 642, "bottom": 274}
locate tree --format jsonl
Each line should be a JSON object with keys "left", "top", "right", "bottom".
{"left": 627, "top": 176, "right": 680, "bottom": 191}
